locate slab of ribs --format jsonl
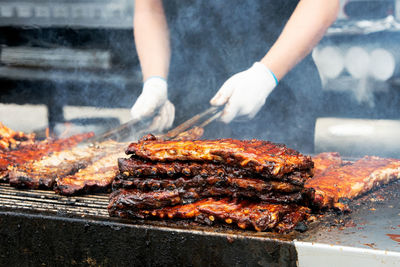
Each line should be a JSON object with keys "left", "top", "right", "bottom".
{"left": 109, "top": 135, "right": 400, "bottom": 232}
{"left": 0, "top": 122, "right": 132, "bottom": 194}
{"left": 0, "top": 131, "right": 94, "bottom": 182}
{"left": 8, "top": 141, "right": 124, "bottom": 190}
{"left": 109, "top": 135, "right": 315, "bottom": 232}
{"left": 0, "top": 122, "right": 35, "bottom": 150}
{"left": 305, "top": 154, "right": 400, "bottom": 210}
{"left": 56, "top": 151, "right": 125, "bottom": 195}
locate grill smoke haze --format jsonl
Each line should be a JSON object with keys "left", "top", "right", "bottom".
{"left": 0, "top": 0, "right": 399, "bottom": 156}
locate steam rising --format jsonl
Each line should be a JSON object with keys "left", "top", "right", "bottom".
{"left": 2, "top": 0, "right": 400, "bottom": 156}
{"left": 163, "top": 1, "right": 318, "bottom": 150}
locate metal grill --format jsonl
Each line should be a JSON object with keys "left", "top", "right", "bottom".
{"left": 0, "top": 181, "right": 399, "bottom": 266}
{"left": 0, "top": 184, "right": 109, "bottom": 217}
{"left": 0, "top": 184, "right": 298, "bottom": 266}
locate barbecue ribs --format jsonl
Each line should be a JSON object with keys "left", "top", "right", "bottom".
{"left": 109, "top": 189, "right": 183, "bottom": 211}
{"left": 108, "top": 187, "right": 309, "bottom": 212}
{"left": 0, "top": 122, "right": 35, "bottom": 150}
{"left": 113, "top": 175, "right": 304, "bottom": 194}
{"left": 311, "top": 152, "right": 343, "bottom": 177}
{"left": 109, "top": 196, "right": 311, "bottom": 232}
{"left": 0, "top": 132, "right": 94, "bottom": 182}
{"left": 118, "top": 157, "right": 309, "bottom": 185}
{"left": 56, "top": 152, "right": 125, "bottom": 195}
{"left": 306, "top": 156, "right": 400, "bottom": 210}
{"left": 108, "top": 136, "right": 316, "bottom": 232}
{"left": 8, "top": 140, "right": 122, "bottom": 189}
{"left": 126, "top": 136, "right": 314, "bottom": 179}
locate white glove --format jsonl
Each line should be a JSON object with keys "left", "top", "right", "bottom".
{"left": 130, "top": 77, "right": 175, "bottom": 132}
{"left": 210, "top": 62, "right": 278, "bottom": 123}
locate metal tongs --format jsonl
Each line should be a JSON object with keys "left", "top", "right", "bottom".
{"left": 159, "top": 106, "right": 223, "bottom": 140}
{"left": 86, "top": 106, "right": 222, "bottom": 143}
{"left": 85, "top": 117, "right": 153, "bottom": 143}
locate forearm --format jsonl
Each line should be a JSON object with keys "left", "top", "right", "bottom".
{"left": 261, "top": 0, "right": 340, "bottom": 80}
{"left": 134, "top": 0, "right": 170, "bottom": 81}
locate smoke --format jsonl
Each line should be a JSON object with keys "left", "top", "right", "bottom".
{"left": 3, "top": 0, "right": 399, "bottom": 155}
{"left": 0, "top": 25, "right": 140, "bottom": 135}
{"left": 316, "top": 30, "right": 400, "bottom": 113}
{"left": 312, "top": 1, "right": 400, "bottom": 156}
{"left": 164, "top": 1, "right": 311, "bottom": 148}
{"left": 160, "top": 0, "right": 400, "bottom": 154}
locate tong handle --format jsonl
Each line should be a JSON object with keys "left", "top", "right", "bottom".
{"left": 87, "top": 117, "right": 152, "bottom": 143}
{"left": 162, "top": 106, "right": 222, "bottom": 140}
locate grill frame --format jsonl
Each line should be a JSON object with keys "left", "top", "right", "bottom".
{"left": 0, "top": 185, "right": 298, "bottom": 266}
{"left": 0, "top": 180, "right": 400, "bottom": 266}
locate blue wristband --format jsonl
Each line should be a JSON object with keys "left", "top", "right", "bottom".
{"left": 145, "top": 76, "right": 167, "bottom": 83}
{"left": 269, "top": 70, "right": 279, "bottom": 86}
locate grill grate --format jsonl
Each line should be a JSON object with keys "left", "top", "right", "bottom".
{"left": 0, "top": 184, "right": 109, "bottom": 217}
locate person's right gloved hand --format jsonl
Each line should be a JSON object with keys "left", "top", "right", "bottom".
{"left": 210, "top": 62, "right": 278, "bottom": 123}
{"left": 130, "top": 77, "right": 175, "bottom": 133}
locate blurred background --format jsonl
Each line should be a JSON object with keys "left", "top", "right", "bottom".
{"left": 0, "top": 0, "right": 399, "bottom": 157}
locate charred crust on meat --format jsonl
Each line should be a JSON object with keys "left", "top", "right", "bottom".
{"left": 139, "top": 134, "right": 158, "bottom": 142}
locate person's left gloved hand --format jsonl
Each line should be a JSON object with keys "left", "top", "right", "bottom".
{"left": 210, "top": 62, "right": 279, "bottom": 123}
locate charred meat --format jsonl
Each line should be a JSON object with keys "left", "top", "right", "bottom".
{"left": 8, "top": 140, "right": 123, "bottom": 190}
{"left": 0, "top": 122, "right": 36, "bottom": 150}
{"left": 109, "top": 196, "right": 310, "bottom": 232}
{"left": 118, "top": 157, "right": 309, "bottom": 185}
{"left": 0, "top": 132, "right": 94, "bottom": 182}
{"left": 306, "top": 156, "right": 400, "bottom": 210}
{"left": 311, "top": 152, "right": 343, "bottom": 177}
{"left": 56, "top": 152, "right": 125, "bottom": 195}
{"left": 113, "top": 175, "right": 304, "bottom": 194}
{"left": 108, "top": 188, "right": 308, "bottom": 212}
{"left": 126, "top": 137, "right": 314, "bottom": 179}
{"left": 108, "top": 136, "right": 315, "bottom": 232}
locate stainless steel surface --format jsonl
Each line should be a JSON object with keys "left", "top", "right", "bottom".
{"left": 327, "top": 16, "right": 400, "bottom": 36}
{"left": 295, "top": 241, "right": 400, "bottom": 267}
{"left": 0, "top": 66, "right": 139, "bottom": 85}
{"left": 296, "top": 180, "right": 400, "bottom": 266}
{"left": 315, "top": 118, "right": 400, "bottom": 158}
{"left": 298, "top": 181, "right": 400, "bottom": 252}
{"left": 0, "top": 0, "right": 133, "bottom": 29}
{"left": 1, "top": 47, "right": 111, "bottom": 70}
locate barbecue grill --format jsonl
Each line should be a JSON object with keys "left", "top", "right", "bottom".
{"left": 1, "top": 179, "right": 399, "bottom": 266}
{"left": 1, "top": 1, "right": 400, "bottom": 266}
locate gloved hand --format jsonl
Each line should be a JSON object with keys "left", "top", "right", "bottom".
{"left": 210, "top": 62, "right": 278, "bottom": 123}
{"left": 130, "top": 77, "right": 175, "bottom": 132}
